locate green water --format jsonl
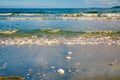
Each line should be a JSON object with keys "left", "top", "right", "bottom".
{"left": 0, "top": 29, "right": 120, "bottom": 39}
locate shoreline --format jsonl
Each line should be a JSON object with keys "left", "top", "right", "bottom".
{"left": 0, "top": 37, "right": 120, "bottom": 45}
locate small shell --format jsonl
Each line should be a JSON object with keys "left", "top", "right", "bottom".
{"left": 66, "top": 56, "right": 71, "bottom": 60}
{"left": 68, "top": 52, "right": 72, "bottom": 55}
{"left": 57, "top": 69, "right": 65, "bottom": 75}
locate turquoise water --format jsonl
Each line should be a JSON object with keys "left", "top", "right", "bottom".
{"left": 0, "top": 20, "right": 120, "bottom": 38}
{"left": 0, "top": 8, "right": 120, "bottom": 45}
{"left": 0, "top": 20, "right": 120, "bottom": 31}
{"left": 0, "top": 8, "right": 120, "bottom": 37}
{"left": 0, "top": 8, "right": 120, "bottom": 14}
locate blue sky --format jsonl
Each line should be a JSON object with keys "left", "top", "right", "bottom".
{"left": 0, "top": 0, "right": 120, "bottom": 8}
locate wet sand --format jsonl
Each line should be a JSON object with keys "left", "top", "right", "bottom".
{"left": 0, "top": 44, "right": 120, "bottom": 80}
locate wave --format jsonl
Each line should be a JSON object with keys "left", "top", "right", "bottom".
{"left": 62, "top": 13, "right": 120, "bottom": 17}
{"left": 0, "top": 29, "right": 120, "bottom": 45}
{"left": 0, "top": 13, "right": 45, "bottom": 17}
{"left": 14, "top": 13, "right": 43, "bottom": 16}
{"left": 0, "top": 37, "right": 120, "bottom": 45}
{"left": 0, "top": 29, "right": 120, "bottom": 38}
{"left": 0, "top": 13, "right": 51, "bottom": 17}
{"left": 0, "top": 13, "right": 120, "bottom": 17}
{"left": 0, "top": 13, "right": 13, "bottom": 16}
{"left": 0, "top": 13, "right": 120, "bottom": 20}
{"left": 0, "top": 30, "right": 18, "bottom": 34}
{"left": 1, "top": 16, "right": 120, "bottom": 20}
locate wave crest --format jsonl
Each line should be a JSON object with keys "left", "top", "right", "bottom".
{"left": 0, "top": 29, "right": 120, "bottom": 38}
{"left": 0, "top": 30, "right": 19, "bottom": 34}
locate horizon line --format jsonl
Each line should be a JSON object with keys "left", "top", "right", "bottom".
{"left": 1, "top": 6, "right": 119, "bottom": 9}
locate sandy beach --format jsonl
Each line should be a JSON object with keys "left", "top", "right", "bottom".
{"left": 0, "top": 44, "right": 120, "bottom": 80}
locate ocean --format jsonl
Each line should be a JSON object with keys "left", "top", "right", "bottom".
{"left": 0, "top": 8, "right": 120, "bottom": 30}
{"left": 0, "top": 8, "right": 120, "bottom": 80}
{"left": 0, "top": 8, "right": 120, "bottom": 45}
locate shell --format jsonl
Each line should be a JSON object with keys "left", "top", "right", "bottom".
{"left": 66, "top": 56, "right": 71, "bottom": 60}
{"left": 68, "top": 51, "right": 72, "bottom": 55}
{"left": 57, "top": 69, "right": 65, "bottom": 75}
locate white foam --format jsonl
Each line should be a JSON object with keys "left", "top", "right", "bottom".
{"left": 0, "top": 37, "right": 120, "bottom": 45}
{"left": 101, "top": 13, "right": 120, "bottom": 17}
{"left": 3, "top": 15, "right": 120, "bottom": 20}
{"left": 0, "top": 13, "right": 13, "bottom": 16}
{"left": 63, "top": 13, "right": 120, "bottom": 17}
{"left": 17, "top": 13, "right": 43, "bottom": 16}
{"left": 0, "top": 30, "right": 18, "bottom": 34}
{"left": 81, "top": 14, "right": 98, "bottom": 17}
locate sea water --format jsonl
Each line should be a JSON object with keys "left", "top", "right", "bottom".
{"left": 0, "top": 8, "right": 120, "bottom": 45}
{"left": 0, "top": 8, "right": 120, "bottom": 80}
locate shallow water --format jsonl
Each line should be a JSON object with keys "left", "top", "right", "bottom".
{"left": 0, "top": 45, "right": 120, "bottom": 80}
{"left": 0, "top": 20, "right": 120, "bottom": 31}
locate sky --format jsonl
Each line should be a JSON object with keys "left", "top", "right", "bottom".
{"left": 0, "top": 0, "right": 120, "bottom": 8}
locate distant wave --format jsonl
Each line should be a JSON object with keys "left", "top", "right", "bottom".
{"left": 1, "top": 17, "right": 120, "bottom": 20}
{"left": 62, "top": 13, "right": 120, "bottom": 17}
{"left": 0, "top": 13, "right": 13, "bottom": 16}
{"left": 14, "top": 13, "right": 43, "bottom": 16}
{"left": 0, "top": 13, "right": 45, "bottom": 16}
{"left": 0, "top": 13, "right": 120, "bottom": 20}
{"left": 0, "top": 13, "right": 120, "bottom": 17}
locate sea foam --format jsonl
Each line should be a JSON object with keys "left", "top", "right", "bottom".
{"left": 0, "top": 13, "right": 120, "bottom": 20}
{"left": 0, "top": 37, "right": 120, "bottom": 45}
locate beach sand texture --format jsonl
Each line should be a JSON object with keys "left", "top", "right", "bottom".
{"left": 0, "top": 45, "right": 120, "bottom": 80}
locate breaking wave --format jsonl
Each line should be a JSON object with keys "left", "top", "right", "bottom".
{"left": 0, "top": 13, "right": 120, "bottom": 17}
{"left": 0, "top": 29, "right": 120, "bottom": 38}
{"left": 1, "top": 13, "right": 120, "bottom": 20}
{"left": 0, "top": 29, "right": 120, "bottom": 45}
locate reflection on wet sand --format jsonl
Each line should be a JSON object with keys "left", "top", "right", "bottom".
{"left": 0, "top": 45, "right": 120, "bottom": 80}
